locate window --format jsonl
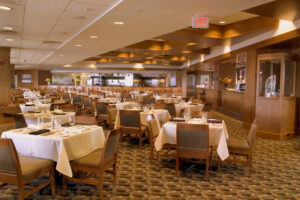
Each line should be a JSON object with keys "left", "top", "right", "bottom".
{"left": 21, "top": 74, "right": 32, "bottom": 83}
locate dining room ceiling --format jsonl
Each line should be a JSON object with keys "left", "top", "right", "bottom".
{"left": 0, "top": 0, "right": 275, "bottom": 70}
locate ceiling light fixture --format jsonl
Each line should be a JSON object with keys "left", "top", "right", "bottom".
{"left": 114, "top": 21, "right": 124, "bottom": 25}
{"left": 75, "top": 44, "right": 82, "bottom": 47}
{"left": 3, "top": 26, "right": 12, "bottom": 30}
{"left": 0, "top": 6, "right": 11, "bottom": 11}
{"left": 89, "top": 35, "right": 98, "bottom": 39}
{"left": 64, "top": 64, "right": 71, "bottom": 67}
{"left": 6, "top": 38, "right": 14, "bottom": 41}
{"left": 181, "top": 50, "right": 192, "bottom": 54}
{"left": 59, "top": 54, "right": 64, "bottom": 57}
{"left": 219, "top": 21, "right": 226, "bottom": 24}
{"left": 186, "top": 42, "right": 197, "bottom": 46}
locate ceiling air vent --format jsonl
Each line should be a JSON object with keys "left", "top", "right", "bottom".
{"left": 43, "top": 41, "right": 62, "bottom": 45}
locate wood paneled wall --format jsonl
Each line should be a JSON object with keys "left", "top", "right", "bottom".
{"left": 218, "top": 62, "right": 236, "bottom": 90}
{"left": 0, "top": 47, "right": 14, "bottom": 106}
{"left": 296, "top": 59, "right": 300, "bottom": 134}
{"left": 15, "top": 69, "right": 38, "bottom": 89}
{"left": 38, "top": 70, "right": 52, "bottom": 85}
{"left": 244, "top": 49, "right": 257, "bottom": 127}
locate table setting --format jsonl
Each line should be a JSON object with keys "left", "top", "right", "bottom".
{"left": 154, "top": 116, "right": 229, "bottom": 161}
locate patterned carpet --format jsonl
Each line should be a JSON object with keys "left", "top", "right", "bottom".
{"left": 1, "top": 112, "right": 300, "bottom": 200}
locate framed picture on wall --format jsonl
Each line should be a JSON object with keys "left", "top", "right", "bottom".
{"left": 21, "top": 74, "right": 32, "bottom": 83}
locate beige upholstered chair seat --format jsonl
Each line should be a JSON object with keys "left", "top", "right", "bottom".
{"left": 19, "top": 156, "right": 53, "bottom": 179}
{"left": 227, "top": 138, "right": 250, "bottom": 151}
{"left": 70, "top": 149, "right": 103, "bottom": 169}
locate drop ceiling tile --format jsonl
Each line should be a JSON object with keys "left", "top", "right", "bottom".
{"left": 26, "top": 0, "right": 70, "bottom": 11}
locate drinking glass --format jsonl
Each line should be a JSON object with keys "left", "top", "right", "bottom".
{"left": 54, "top": 118, "right": 61, "bottom": 129}
{"left": 69, "top": 116, "right": 75, "bottom": 126}
{"left": 37, "top": 117, "right": 44, "bottom": 127}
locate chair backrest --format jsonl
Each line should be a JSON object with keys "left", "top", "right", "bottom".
{"left": 75, "top": 116, "right": 97, "bottom": 125}
{"left": 176, "top": 123, "right": 209, "bottom": 152}
{"left": 181, "top": 97, "right": 189, "bottom": 102}
{"left": 3, "top": 105, "right": 21, "bottom": 114}
{"left": 247, "top": 119, "right": 257, "bottom": 149}
{"left": 0, "top": 138, "right": 22, "bottom": 177}
{"left": 61, "top": 93, "right": 70, "bottom": 100}
{"left": 192, "top": 99, "right": 203, "bottom": 104}
{"left": 3, "top": 113, "right": 27, "bottom": 129}
{"left": 145, "top": 98, "right": 156, "bottom": 104}
{"left": 147, "top": 114, "right": 160, "bottom": 139}
{"left": 154, "top": 103, "right": 165, "bottom": 110}
{"left": 83, "top": 97, "right": 91, "bottom": 108}
{"left": 96, "top": 102, "right": 108, "bottom": 115}
{"left": 72, "top": 95, "right": 82, "bottom": 103}
{"left": 60, "top": 105, "right": 77, "bottom": 112}
{"left": 100, "top": 127, "right": 122, "bottom": 165}
{"left": 165, "top": 103, "right": 176, "bottom": 117}
{"left": 119, "top": 110, "right": 141, "bottom": 128}
{"left": 156, "top": 99, "right": 165, "bottom": 104}
{"left": 107, "top": 106, "right": 117, "bottom": 124}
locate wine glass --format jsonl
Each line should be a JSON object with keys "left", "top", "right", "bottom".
{"left": 69, "top": 116, "right": 75, "bottom": 126}
{"left": 37, "top": 117, "right": 44, "bottom": 127}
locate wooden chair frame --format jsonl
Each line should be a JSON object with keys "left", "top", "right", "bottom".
{"left": 0, "top": 139, "right": 55, "bottom": 200}
{"left": 62, "top": 127, "right": 122, "bottom": 200}
{"left": 176, "top": 123, "right": 211, "bottom": 179}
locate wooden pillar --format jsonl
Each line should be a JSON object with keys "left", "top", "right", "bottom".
{"left": 176, "top": 69, "right": 187, "bottom": 97}
{"left": 243, "top": 49, "right": 257, "bottom": 128}
{"left": 0, "top": 47, "right": 14, "bottom": 106}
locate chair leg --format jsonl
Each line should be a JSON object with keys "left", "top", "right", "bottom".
{"left": 62, "top": 176, "right": 67, "bottom": 196}
{"left": 139, "top": 134, "right": 142, "bottom": 149}
{"left": 249, "top": 153, "right": 253, "bottom": 175}
{"left": 205, "top": 158, "right": 209, "bottom": 180}
{"left": 150, "top": 147, "right": 153, "bottom": 164}
{"left": 18, "top": 183, "right": 24, "bottom": 200}
{"left": 50, "top": 166, "right": 56, "bottom": 196}
{"left": 99, "top": 173, "right": 104, "bottom": 200}
{"left": 113, "top": 164, "right": 117, "bottom": 185}
{"left": 176, "top": 157, "right": 180, "bottom": 176}
{"left": 217, "top": 156, "right": 221, "bottom": 172}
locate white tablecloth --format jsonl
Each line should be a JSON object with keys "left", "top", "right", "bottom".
{"left": 114, "top": 102, "right": 138, "bottom": 110}
{"left": 24, "top": 112, "right": 75, "bottom": 125}
{"left": 114, "top": 109, "right": 171, "bottom": 129}
{"left": 155, "top": 96, "right": 181, "bottom": 104}
{"left": 175, "top": 103, "right": 204, "bottom": 116}
{"left": 154, "top": 119, "right": 229, "bottom": 160}
{"left": 1, "top": 125, "right": 105, "bottom": 177}
{"left": 20, "top": 104, "right": 51, "bottom": 113}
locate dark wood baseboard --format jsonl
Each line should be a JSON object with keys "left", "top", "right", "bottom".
{"left": 257, "top": 130, "right": 295, "bottom": 140}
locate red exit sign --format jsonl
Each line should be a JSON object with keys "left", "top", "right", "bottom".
{"left": 192, "top": 15, "right": 209, "bottom": 28}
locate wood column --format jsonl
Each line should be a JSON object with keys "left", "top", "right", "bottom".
{"left": 243, "top": 49, "right": 257, "bottom": 128}
{"left": 177, "top": 69, "right": 187, "bottom": 97}
{"left": 0, "top": 47, "right": 14, "bottom": 106}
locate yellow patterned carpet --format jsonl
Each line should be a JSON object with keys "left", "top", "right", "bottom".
{"left": 1, "top": 112, "right": 300, "bottom": 199}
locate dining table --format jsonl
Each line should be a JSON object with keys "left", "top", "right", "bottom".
{"left": 175, "top": 102, "right": 204, "bottom": 116}
{"left": 23, "top": 111, "right": 75, "bottom": 125}
{"left": 1, "top": 125, "right": 105, "bottom": 177}
{"left": 20, "top": 103, "right": 51, "bottom": 113}
{"left": 114, "top": 108, "right": 171, "bottom": 129}
{"left": 154, "top": 118, "right": 229, "bottom": 161}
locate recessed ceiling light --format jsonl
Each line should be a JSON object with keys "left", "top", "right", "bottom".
{"left": 6, "top": 38, "right": 14, "bottom": 41}
{"left": 181, "top": 50, "right": 192, "bottom": 54}
{"left": 89, "top": 64, "right": 97, "bottom": 69}
{"left": 0, "top": 6, "right": 11, "bottom": 11}
{"left": 219, "top": 21, "right": 226, "bottom": 24}
{"left": 89, "top": 35, "right": 98, "bottom": 39}
{"left": 59, "top": 54, "right": 64, "bottom": 57}
{"left": 3, "top": 26, "right": 12, "bottom": 30}
{"left": 114, "top": 21, "right": 124, "bottom": 25}
{"left": 64, "top": 64, "right": 71, "bottom": 67}
{"left": 186, "top": 42, "right": 197, "bottom": 46}
{"left": 75, "top": 44, "right": 82, "bottom": 47}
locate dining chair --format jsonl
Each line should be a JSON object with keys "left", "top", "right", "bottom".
{"left": 75, "top": 115, "right": 98, "bottom": 125}
{"left": 191, "top": 99, "right": 203, "bottom": 104}
{"left": 165, "top": 103, "right": 176, "bottom": 117}
{"left": 147, "top": 114, "right": 175, "bottom": 164}
{"left": 155, "top": 99, "right": 165, "bottom": 104}
{"left": 226, "top": 119, "right": 257, "bottom": 174}
{"left": 154, "top": 103, "right": 165, "bottom": 110}
{"left": 176, "top": 123, "right": 211, "bottom": 179}
{"left": 59, "top": 105, "right": 77, "bottom": 112}
{"left": 62, "top": 127, "right": 122, "bottom": 200}
{"left": 0, "top": 138, "right": 55, "bottom": 200}
{"left": 82, "top": 96, "right": 93, "bottom": 115}
{"left": 3, "top": 105, "right": 21, "bottom": 114}
{"left": 72, "top": 95, "right": 83, "bottom": 109}
{"left": 107, "top": 105, "right": 117, "bottom": 129}
{"left": 3, "top": 113, "right": 27, "bottom": 129}
{"left": 181, "top": 97, "right": 189, "bottom": 102}
{"left": 119, "top": 110, "right": 148, "bottom": 148}
{"left": 96, "top": 102, "right": 109, "bottom": 125}
{"left": 61, "top": 93, "right": 70, "bottom": 100}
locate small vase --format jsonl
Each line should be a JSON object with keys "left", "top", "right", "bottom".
{"left": 47, "top": 82, "right": 50, "bottom": 86}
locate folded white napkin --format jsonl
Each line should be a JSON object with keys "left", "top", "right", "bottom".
{"left": 63, "top": 127, "right": 84, "bottom": 134}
